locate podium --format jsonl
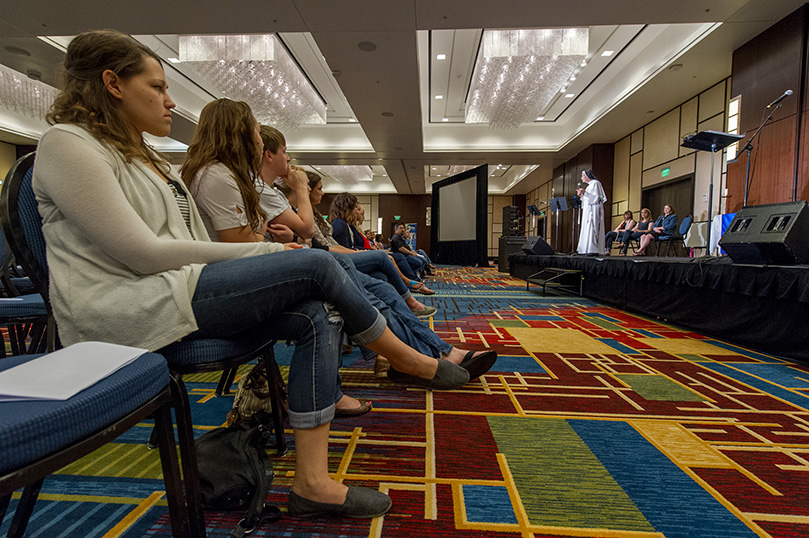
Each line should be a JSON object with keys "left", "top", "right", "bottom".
{"left": 549, "top": 196, "right": 568, "bottom": 252}
{"left": 681, "top": 130, "right": 743, "bottom": 250}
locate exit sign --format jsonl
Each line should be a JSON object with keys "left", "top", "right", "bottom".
{"left": 661, "top": 168, "right": 671, "bottom": 178}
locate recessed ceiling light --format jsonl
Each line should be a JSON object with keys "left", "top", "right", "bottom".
{"left": 569, "top": 75, "right": 576, "bottom": 81}
{"left": 536, "top": 116, "right": 544, "bottom": 121}
{"left": 601, "top": 50, "right": 614, "bottom": 57}
{"left": 565, "top": 93, "right": 575, "bottom": 98}
{"left": 581, "top": 60, "right": 587, "bottom": 67}
{"left": 432, "top": 167, "right": 437, "bottom": 170}
{"left": 560, "top": 88, "right": 567, "bottom": 93}
{"left": 348, "top": 118, "right": 357, "bottom": 122}
{"left": 167, "top": 57, "right": 181, "bottom": 64}
{"left": 442, "top": 118, "right": 449, "bottom": 122}
{"left": 435, "top": 95, "right": 443, "bottom": 100}
{"left": 4, "top": 46, "right": 30, "bottom": 56}
{"left": 436, "top": 53, "right": 446, "bottom": 60}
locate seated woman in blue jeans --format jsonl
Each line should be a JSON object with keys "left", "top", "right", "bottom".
{"left": 184, "top": 101, "right": 497, "bottom": 384}
{"left": 34, "top": 30, "right": 470, "bottom": 520}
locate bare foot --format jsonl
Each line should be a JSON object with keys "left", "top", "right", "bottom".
{"left": 405, "top": 296, "right": 426, "bottom": 312}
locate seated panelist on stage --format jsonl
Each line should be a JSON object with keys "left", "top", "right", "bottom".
{"left": 605, "top": 211, "right": 635, "bottom": 252}
{"left": 635, "top": 204, "right": 677, "bottom": 256}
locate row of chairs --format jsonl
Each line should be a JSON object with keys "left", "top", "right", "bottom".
{"left": 609, "top": 216, "right": 692, "bottom": 257}
{"left": 0, "top": 152, "right": 287, "bottom": 537}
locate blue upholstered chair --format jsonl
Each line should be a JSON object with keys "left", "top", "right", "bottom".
{"left": 0, "top": 350, "right": 189, "bottom": 537}
{"left": 656, "top": 215, "right": 692, "bottom": 257}
{"left": 0, "top": 153, "right": 286, "bottom": 538}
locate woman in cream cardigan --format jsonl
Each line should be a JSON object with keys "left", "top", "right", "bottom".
{"left": 33, "top": 30, "right": 470, "bottom": 520}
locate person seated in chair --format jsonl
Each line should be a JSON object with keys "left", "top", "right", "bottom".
{"left": 605, "top": 211, "right": 635, "bottom": 253}
{"left": 618, "top": 208, "right": 652, "bottom": 256}
{"left": 635, "top": 205, "right": 677, "bottom": 256}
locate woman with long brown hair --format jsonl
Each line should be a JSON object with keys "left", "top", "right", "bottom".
{"left": 33, "top": 30, "right": 470, "bottom": 520}
{"left": 181, "top": 99, "right": 266, "bottom": 242}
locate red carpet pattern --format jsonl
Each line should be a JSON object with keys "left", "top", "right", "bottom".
{"left": 4, "top": 266, "right": 809, "bottom": 537}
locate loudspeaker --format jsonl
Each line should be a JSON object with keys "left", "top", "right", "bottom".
{"left": 719, "top": 201, "right": 809, "bottom": 265}
{"left": 521, "top": 236, "right": 554, "bottom": 255}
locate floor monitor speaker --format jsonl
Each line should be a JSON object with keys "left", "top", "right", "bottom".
{"left": 719, "top": 201, "right": 809, "bottom": 265}
{"left": 522, "top": 236, "right": 554, "bottom": 256}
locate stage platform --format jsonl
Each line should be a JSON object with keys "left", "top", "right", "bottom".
{"left": 509, "top": 253, "right": 809, "bottom": 363}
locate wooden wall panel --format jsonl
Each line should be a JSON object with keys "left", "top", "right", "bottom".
{"left": 378, "top": 194, "right": 432, "bottom": 252}
{"left": 728, "top": 5, "right": 805, "bottom": 209}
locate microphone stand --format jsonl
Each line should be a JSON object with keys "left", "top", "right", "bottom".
{"left": 741, "top": 103, "right": 782, "bottom": 207}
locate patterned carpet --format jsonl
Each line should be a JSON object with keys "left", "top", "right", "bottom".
{"left": 4, "top": 266, "right": 809, "bottom": 537}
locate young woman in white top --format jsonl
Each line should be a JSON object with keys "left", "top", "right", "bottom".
{"left": 33, "top": 30, "right": 469, "bottom": 520}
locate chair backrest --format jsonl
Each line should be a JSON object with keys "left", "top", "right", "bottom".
{"left": 0, "top": 152, "right": 50, "bottom": 308}
{"left": 679, "top": 215, "right": 693, "bottom": 235}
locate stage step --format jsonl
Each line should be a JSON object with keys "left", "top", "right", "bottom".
{"left": 525, "top": 268, "right": 583, "bottom": 296}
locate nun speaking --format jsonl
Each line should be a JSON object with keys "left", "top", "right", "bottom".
{"left": 576, "top": 169, "right": 607, "bottom": 255}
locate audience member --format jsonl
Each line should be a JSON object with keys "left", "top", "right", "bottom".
{"left": 329, "top": 193, "right": 367, "bottom": 250}
{"left": 391, "top": 223, "right": 429, "bottom": 279}
{"left": 37, "top": 32, "right": 481, "bottom": 518}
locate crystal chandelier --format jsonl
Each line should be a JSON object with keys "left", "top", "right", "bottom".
{"left": 317, "top": 165, "right": 373, "bottom": 184}
{"left": 0, "top": 64, "right": 58, "bottom": 121}
{"left": 466, "top": 28, "right": 588, "bottom": 129}
{"left": 179, "top": 34, "right": 326, "bottom": 130}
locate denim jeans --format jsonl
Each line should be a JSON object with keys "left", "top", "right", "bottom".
{"left": 188, "top": 249, "right": 386, "bottom": 428}
{"left": 328, "top": 252, "right": 452, "bottom": 360}
{"left": 343, "top": 250, "right": 411, "bottom": 299}
{"left": 391, "top": 252, "right": 419, "bottom": 281}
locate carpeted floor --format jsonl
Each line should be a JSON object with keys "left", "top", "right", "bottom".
{"left": 4, "top": 266, "right": 809, "bottom": 537}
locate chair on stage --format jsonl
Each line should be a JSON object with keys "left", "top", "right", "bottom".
{"left": 0, "top": 153, "right": 287, "bottom": 538}
{"left": 0, "top": 349, "right": 190, "bottom": 538}
{"left": 656, "top": 216, "right": 692, "bottom": 257}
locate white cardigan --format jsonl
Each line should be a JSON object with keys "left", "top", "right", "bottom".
{"left": 33, "top": 124, "right": 282, "bottom": 350}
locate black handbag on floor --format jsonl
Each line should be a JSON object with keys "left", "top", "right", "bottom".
{"left": 195, "top": 412, "right": 282, "bottom": 537}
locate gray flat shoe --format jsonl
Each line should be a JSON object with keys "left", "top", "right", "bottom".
{"left": 288, "top": 485, "right": 392, "bottom": 519}
{"left": 412, "top": 306, "right": 437, "bottom": 319}
{"left": 387, "top": 359, "right": 469, "bottom": 390}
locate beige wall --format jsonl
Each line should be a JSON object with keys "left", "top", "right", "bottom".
{"left": 526, "top": 78, "right": 731, "bottom": 248}
{"left": 0, "top": 142, "right": 17, "bottom": 186}
{"left": 610, "top": 79, "right": 729, "bottom": 235}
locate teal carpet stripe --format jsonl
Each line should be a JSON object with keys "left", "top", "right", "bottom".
{"left": 597, "top": 338, "right": 639, "bottom": 354}
{"left": 569, "top": 420, "right": 758, "bottom": 538}
{"left": 703, "top": 340, "right": 779, "bottom": 362}
{"left": 700, "top": 363, "right": 809, "bottom": 412}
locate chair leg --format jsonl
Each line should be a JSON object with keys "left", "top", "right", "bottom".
{"left": 263, "top": 353, "right": 288, "bottom": 455}
{"left": 6, "top": 478, "right": 43, "bottom": 538}
{"left": 153, "top": 400, "right": 193, "bottom": 538}
{"left": 169, "top": 373, "right": 207, "bottom": 538}
{"left": 214, "top": 368, "right": 238, "bottom": 397}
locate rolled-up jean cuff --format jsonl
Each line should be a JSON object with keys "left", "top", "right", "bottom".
{"left": 401, "top": 290, "right": 412, "bottom": 301}
{"left": 349, "top": 311, "right": 386, "bottom": 345}
{"left": 288, "top": 403, "right": 336, "bottom": 429}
